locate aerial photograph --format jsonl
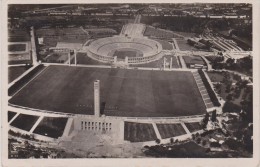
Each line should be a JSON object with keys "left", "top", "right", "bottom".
{"left": 6, "top": 3, "right": 253, "bottom": 159}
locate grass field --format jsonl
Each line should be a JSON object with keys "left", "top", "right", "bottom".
{"left": 206, "top": 72, "right": 225, "bottom": 83}
{"left": 144, "top": 26, "right": 179, "bottom": 40}
{"left": 8, "top": 65, "right": 46, "bottom": 96}
{"left": 114, "top": 50, "right": 139, "bottom": 59}
{"left": 8, "top": 66, "right": 31, "bottom": 83}
{"left": 10, "top": 114, "right": 39, "bottom": 131}
{"left": 33, "top": 117, "right": 68, "bottom": 138}
{"left": 183, "top": 56, "right": 206, "bottom": 67}
{"left": 8, "top": 111, "right": 17, "bottom": 122}
{"left": 156, "top": 123, "right": 186, "bottom": 139}
{"left": 176, "top": 39, "right": 200, "bottom": 51}
{"left": 9, "top": 65, "right": 206, "bottom": 117}
{"left": 8, "top": 44, "right": 26, "bottom": 52}
{"left": 8, "top": 29, "right": 30, "bottom": 42}
{"left": 153, "top": 39, "right": 173, "bottom": 50}
{"left": 130, "top": 58, "right": 164, "bottom": 68}
{"left": 184, "top": 122, "right": 201, "bottom": 133}
{"left": 124, "top": 122, "right": 157, "bottom": 142}
{"left": 74, "top": 53, "right": 110, "bottom": 65}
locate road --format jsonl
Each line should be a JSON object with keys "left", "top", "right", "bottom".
{"left": 30, "top": 26, "right": 39, "bottom": 65}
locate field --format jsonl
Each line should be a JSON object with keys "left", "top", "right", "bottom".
{"left": 183, "top": 56, "right": 206, "bottom": 67}
{"left": 164, "top": 55, "right": 180, "bottom": 68}
{"left": 8, "top": 65, "right": 46, "bottom": 96}
{"left": 44, "top": 53, "right": 68, "bottom": 63}
{"left": 33, "top": 117, "right": 68, "bottom": 138}
{"left": 124, "top": 122, "right": 157, "bottom": 142}
{"left": 206, "top": 71, "right": 225, "bottom": 83}
{"left": 8, "top": 66, "right": 31, "bottom": 83}
{"left": 8, "top": 44, "right": 26, "bottom": 52}
{"left": 8, "top": 53, "right": 31, "bottom": 65}
{"left": 156, "top": 123, "right": 186, "bottom": 139}
{"left": 8, "top": 111, "right": 17, "bottom": 122}
{"left": 205, "top": 56, "right": 223, "bottom": 63}
{"left": 9, "top": 65, "right": 206, "bottom": 117}
{"left": 130, "top": 58, "right": 164, "bottom": 68}
{"left": 73, "top": 53, "right": 110, "bottom": 65}
{"left": 176, "top": 39, "right": 200, "bottom": 51}
{"left": 144, "top": 26, "right": 180, "bottom": 40}
{"left": 113, "top": 50, "right": 141, "bottom": 59}
{"left": 10, "top": 114, "right": 39, "bottom": 131}
{"left": 184, "top": 122, "right": 201, "bottom": 133}
{"left": 8, "top": 29, "right": 30, "bottom": 42}
{"left": 171, "top": 56, "right": 180, "bottom": 68}
{"left": 153, "top": 39, "right": 173, "bottom": 50}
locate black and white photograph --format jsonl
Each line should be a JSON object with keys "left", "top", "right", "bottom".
{"left": 1, "top": 0, "right": 259, "bottom": 166}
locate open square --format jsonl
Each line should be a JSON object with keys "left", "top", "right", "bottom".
{"left": 9, "top": 65, "right": 206, "bottom": 117}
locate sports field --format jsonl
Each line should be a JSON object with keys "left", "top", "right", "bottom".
{"left": 124, "top": 122, "right": 157, "bottom": 142}
{"left": 9, "top": 65, "right": 206, "bottom": 117}
{"left": 156, "top": 123, "right": 186, "bottom": 139}
{"left": 184, "top": 122, "right": 201, "bottom": 133}
{"left": 8, "top": 66, "right": 31, "bottom": 83}
{"left": 8, "top": 44, "right": 26, "bottom": 52}
{"left": 33, "top": 117, "right": 68, "bottom": 138}
{"left": 10, "top": 114, "right": 39, "bottom": 131}
{"left": 113, "top": 49, "right": 142, "bottom": 59}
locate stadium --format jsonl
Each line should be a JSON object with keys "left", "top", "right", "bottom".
{"left": 87, "top": 36, "right": 163, "bottom": 64}
{"left": 8, "top": 22, "right": 221, "bottom": 144}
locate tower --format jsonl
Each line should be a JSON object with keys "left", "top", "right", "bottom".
{"left": 94, "top": 80, "right": 100, "bottom": 117}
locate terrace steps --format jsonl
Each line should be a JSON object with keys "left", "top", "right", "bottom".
{"left": 62, "top": 117, "right": 74, "bottom": 137}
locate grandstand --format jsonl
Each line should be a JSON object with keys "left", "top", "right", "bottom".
{"left": 201, "top": 34, "right": 243, "bottom": 51}
{"left": 87, "top": 36, "right": 163, "bottom": 64}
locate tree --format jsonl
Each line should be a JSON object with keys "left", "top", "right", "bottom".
{"left": 202, "top": 113, "right": 209, "bottom": 129}
{"left": 155, "top": 138, "right": 161, "bottom": 144}
{"left": 211, "top": 110, "right": 217, "bottom": 122}
{"left": 192, "top": 134, "right": 196, "bottom": 140}
{"left": 202, "top": 140, "right": 207, "bottom": 146}
{"left": 196, "top": 138, "right": 201, "bottom": 144}
{"left": 170, "top": 138, "right": 174, "bottom": 144}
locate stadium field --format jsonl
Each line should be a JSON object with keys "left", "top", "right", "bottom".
{"left": 33, "top": 117, "right": 68, "bottom": 138}
{"left": 113, "top": 49, "right": 142, "bottom": 59}
{"left": 74, "top": 53, "right": 110, "bottom": 65}
{"left": 176, "top": 39, "right": 200, "bottom": 51}
{"left": 9, "top": 65, "right": 206, "bottom": 117}
{"left": 130, "top": 58, "right": 164, "bottom": 68}
{"left": 154, "top": 39, "right": 173, "bottom": 50}
{"left": 8, "top": 66, "right": 31, "bottom": 83}
{"left": 156, "top": 123, "right": 186, "bottom": 139}
{"left": 124, "top": 122, "right": 157, "bottom": 142}
{"left": 184, "top": 122, "right": 201, "bottom": 133}
{"left": 10, "top": 114, "right": 39, "bottom": 131}
{"left": 8, "top": 44, "right": 26, "bottom": 52}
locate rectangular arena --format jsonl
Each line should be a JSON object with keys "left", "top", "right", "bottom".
{"left": 9, "top": 65, "right": 206, "bottom": 117}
